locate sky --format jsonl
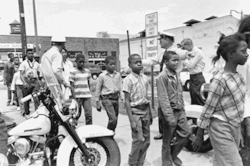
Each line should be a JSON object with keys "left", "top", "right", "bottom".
{"left": 0, "top": 0, "right": 249, "bottom": 37}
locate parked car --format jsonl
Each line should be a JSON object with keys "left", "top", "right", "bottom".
{"left": 180, "top": 68, "right": 213, "bottom": 91}
{"left": 84, "top": 63, "right": 102, "bottom": 80}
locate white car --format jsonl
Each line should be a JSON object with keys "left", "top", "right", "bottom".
{"left": 180, "top": 68, "right": 213, "bottom": 91}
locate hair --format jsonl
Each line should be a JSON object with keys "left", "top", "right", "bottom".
{"left": 75, "top": 53, "right": 85, "bottom": 61}
{"left": 27, "top": 49, "right": 33, "bottom": 52}
{"left": 181, "top": 38, "right": 193, "bottom": 45}
{"left": 162, "top": 51, "right": 177, "bottom": 61}
{"left": 212, "top": 33, "right": 246, "bottom": 65}
{"left": 238, "top": 15, "right": 250, "bottom": 33}
{"left": 14, "top": 57, "right": 19, "bottom": 60}
{"left": 105, "top": 56, "right": 115, "bottom": 64}
{"left": 128, "top": 54, "right": 141, "bottom": 64}
{"left": 7, "top": 52, "right": 14, "bottom": 58}
{"left": 165, "top": 36, "right": 174, "bottom": 42}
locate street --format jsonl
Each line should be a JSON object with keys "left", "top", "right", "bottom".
{"left": 0, "top": 83, "right": 213, "bottom": 166}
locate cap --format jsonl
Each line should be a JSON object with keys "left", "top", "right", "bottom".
{"left": 158, "top": 32, "right": 175, "bottom": 40}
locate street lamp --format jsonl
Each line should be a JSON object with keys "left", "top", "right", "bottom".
{"left": 230, "top": 10, "right": 243, "bottom": 19}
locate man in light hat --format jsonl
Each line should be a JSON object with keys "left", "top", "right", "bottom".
{"left": 142, "top": 32, "right": 191, "bottom": 140}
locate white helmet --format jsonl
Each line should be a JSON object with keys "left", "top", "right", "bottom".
{"left": 51, "top": 34, "right": 66, "bottom": 43}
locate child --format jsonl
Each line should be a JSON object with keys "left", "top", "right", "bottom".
{"left": 95, "top": 56, "right": 122, "bottom": 131}
{"left": 123, "top": 54, "right": 152, "bottom": 166}
{"left": 69, "top": 53, "right": 92, "bottom": 124}
{"left": 193, "top": 33, "right": 248, "bottom": 166}
{"left": 11, "top": 57, "right": 23, "bottom": 112}
{"left": 156, "top": 51, "right": 191, "bottom": 166}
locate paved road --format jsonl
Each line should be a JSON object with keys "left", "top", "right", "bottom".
{"left": 0, "top": 83, "right": 213, "bottom": 166}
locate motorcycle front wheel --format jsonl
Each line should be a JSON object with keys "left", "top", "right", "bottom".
{"left": 69, "top": 137, "right": 121, "bottom": 166}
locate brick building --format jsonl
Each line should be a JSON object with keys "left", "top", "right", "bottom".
{"left": 0, "top": 35, "right": 120, "bottom": 70}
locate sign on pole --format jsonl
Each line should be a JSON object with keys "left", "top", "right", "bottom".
{"left": 145, "top": 12, "right": 158, "bottom": 59}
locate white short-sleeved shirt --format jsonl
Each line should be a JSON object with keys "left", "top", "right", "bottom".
{"left": 19, "top": 59, "right": 40, "bottom": 78}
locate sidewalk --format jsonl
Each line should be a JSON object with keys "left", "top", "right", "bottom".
{"left": 0, "top": 85, "right": 213, "bottom": 166}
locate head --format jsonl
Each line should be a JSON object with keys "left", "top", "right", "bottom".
{"left": 238, "top": 15, "right": 250, "bottom": 48}
{"left": 61, "top": 48, "right": 68, "bottom": 62}
{"left": 158, "top": 32, "right": 175, "bottom": 49}
{"left": 26, "top": 49, "right": 34, "bottom": 61}
{"left": 128, "top": 54, "right": 143, "bottom": 74}
{"left": 212, "top": 33, "right": 248, "bottom": 66}
{"left": 8, "top": 53, "right": 14, "bottom": 62}
{"left": 163, "top": 51, "right": 179, "bottom": 72}
{"left": 181, "top": 38, "right": 194, "bottom": 51}
{"left": 51, "top": 34, "right": 66, "bottom": 52}
{"left": 105, "top": 56, "right": 116, "bottom": 73}
{"left": 75, "top": 53, "right": 85, "bottom": 69}
{"left": 13, "top": 57, "right": 20, "bottom": 65}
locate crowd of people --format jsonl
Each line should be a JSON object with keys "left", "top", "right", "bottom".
{"left": 0, "top": 15, "right": 250, "bottom": 166}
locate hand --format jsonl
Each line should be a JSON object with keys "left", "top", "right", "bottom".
{"left": 12, "top": 90, "right": 15, "bottom": 94}
{"left": 192, "top": 134, "right": 204, "bottom": 152}
{"left": 0, "top": 153, "right": 8, "bottom": 166}
{"left": 240, "top": 132, "right": 244, "bottom": 148}
{"left": 131, "top": 120, "right": 138, "bottom": 133}
{"left": 23, "top": 82, "right": 29, "bottom": 88}
{"left": 150, "top": 116, "right": 153, "bottom": 125}
{"left": 96, "top": 101, "right": 101, "bottom": 112}
{"left": 166, "top": 117, "right": 176, "bottom": 127}
{"left": 64, "top": 83, "right": 70, "bottom": 88}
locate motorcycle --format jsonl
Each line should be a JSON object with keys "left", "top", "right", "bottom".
{"left": 184, "top": 83, "right": 213, "bottom": 153}
{"left": 6, "top": 57, "right": 121, "bottom": 166}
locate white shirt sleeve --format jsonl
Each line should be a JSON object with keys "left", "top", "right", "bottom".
{"left": 142, "top": 52, "right": 164, "bottom": 66}
{"left": 11, "top": 73, "right": 17, "bottom": 91}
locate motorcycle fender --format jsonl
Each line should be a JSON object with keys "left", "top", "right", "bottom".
{"left": 57, "top": 125, "right": 114, "bottom": 166}
{"left": 185, "top": 105, "right": 203, "bottom": 119}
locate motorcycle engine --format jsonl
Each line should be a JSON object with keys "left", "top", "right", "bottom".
{"left": 14, "top": 138, "right": 31, "bottom": 156}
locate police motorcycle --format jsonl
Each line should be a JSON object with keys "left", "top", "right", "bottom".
{"left": 6, "top": 57, "right": 121, "bottom": 166}
{"left": 184, "top": 83, "right": 213, "bottom": 153}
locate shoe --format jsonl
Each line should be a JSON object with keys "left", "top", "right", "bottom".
{"left": 25, "top": 114, "right": 30, "bottom": 119}
{"left": 6, "top": 101, "right": 10, "bottom": 106}
{"left": 172, "top": 156, "right": 182, "bottom": 166}
{"left": 17, "top": 107, "right": 21, "bottom": 111}
{"left": 154, "top": 134, "right": 163, "bottom": 140}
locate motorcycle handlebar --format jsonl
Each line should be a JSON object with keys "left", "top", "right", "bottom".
{"left": 21, "top": 92, "right": 40, "bottom": 103}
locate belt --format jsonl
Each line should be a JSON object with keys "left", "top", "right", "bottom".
{"left": 101, "top": 92, "right": 119, "bottom": 100}
{"left": 190, "top": 72, "right": 203, "bottom": 76}
{"left": 131, "top": 103, "right": 149, "bottom": 110}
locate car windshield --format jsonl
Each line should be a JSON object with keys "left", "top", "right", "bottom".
{"left": 41, "top": 57, "right": 64, "bottom": 109}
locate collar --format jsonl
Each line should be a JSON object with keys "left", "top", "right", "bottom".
{"left": 26, "top": 59, "right": 36, "bottom": 63}
{"left": 164, "top": 67, "right": 176, "bottom": 77}
{"left": 104, "top": 70, "right": 117, "bottom": 75}
{"left": 52, "top": 46, "right": 60, "bottom": 52}
{"left": 131, "top": 71, "right": 142, "bottom": 78}
{"left": 166, "top": 44, "right": 174, "bottom": 51}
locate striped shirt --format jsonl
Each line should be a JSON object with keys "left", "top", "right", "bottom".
{"left": 122, "top": 72, "right": 149, "bottom": 107}
{"left": 198, "top": 71, "right": 245, "bottom": 129}
{"left": 69, "top": 67, "right": 92, "bottom": 98}
{"left": 95, "top": 70, "right": 122, "bottom": 101}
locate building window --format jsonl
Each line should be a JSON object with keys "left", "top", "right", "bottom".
{"left": 88, "top": 51, "right": 107, "bottom": 59}
{"left": 111, "top": 51, "right": 116, "bottom": 58}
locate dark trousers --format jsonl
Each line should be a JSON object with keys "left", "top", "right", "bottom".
{"left": 129, "top": 106, "right": 151, "bottom": 166}
{"left": 158, "top": 107, "right": 163, "bottom": 134}
{"left": 161, "top": 110, "right": 191, "bottom": 166}
{"left": 190, "top": 73, "right": 206, "bottom": 105}
{"left": 78, "top": 98, "right": 92, "bottom": 125}
{"left": 7, "top": 85, "right": 12, "bottom": 102}
{"left": 101, "top": 99, "right": 119, "bottom": 131}
{"left": 14, "top": 85, "right": 19, "bottom": 106}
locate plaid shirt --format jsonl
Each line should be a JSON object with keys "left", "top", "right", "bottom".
{"left": 122, "top": 72, "right": 149, "bottom": 107}
{"left": 198, "top": 71, "right": 245, "bottom": 129}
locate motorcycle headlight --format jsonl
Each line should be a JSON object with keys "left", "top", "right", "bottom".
{"left": 62, "top": 99, "right": 79, "bottom": 117}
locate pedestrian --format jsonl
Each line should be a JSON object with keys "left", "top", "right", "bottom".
{"left": 156, "top": 51, "right": 191, "bottom": 166}
{"left": 192, "top": 33, "right": 248, "bottom": 166}
{"left": 11, "top": 57, "right": 23, "bottom": 112}
{"left": 19, "top": 49, "right": 41, "bottom": 117}
{"left": 0, "top": 117, "right": 8, "bottom": 166}
{"left": 142, "top": 32, "right": 191, "bottom": 140}
{"left": 69, "top": 53, "right": 92, "bottom": 125}
{"left": 123, "top": 54, "right": 153, "bottom": 166}
{"left": 181, "top": 38, "right": 206, "bottom": 105}
{"left": 62, "top": 48, "right": 73, "bottom": 99}
{"left": 95, "top": 56, "right": 122, "bottom": 131}
{"left": 3, "top": 52, "right": 15, "bottom": 106}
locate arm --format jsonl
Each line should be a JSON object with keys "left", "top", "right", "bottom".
{"left": 173, "top": 48, "right": 188, "bottom": 60}
{"left": 156, "top": 75, "right": 175, "bottom": 125}
{"left": 124, "top": 92, "right": 137, "bottom": 132}
{"left": 11, "top": 73, "right": 17, "bottom": 91}
{"left": 51, "top": 54, "right": 68, "bottom": 86}
{"left": 3, "top": 63, "right": 7, "bottom": 84}
{"left": 19, "top": 62, "right": 28, "bottom": 87}
{"left": 142, "top": 52, "right": 163, "bottom": 66}
{"left": 69, "top": 71, "right": 75, "bottom": 99}
{"left": 95, "top": 75, "right": 103, "bottom": 111}
{"left": 118, "top": 73, "right": 124, "bottom": 100}
{"left": 184, "top": 51, "right": 203, "bottom": 69}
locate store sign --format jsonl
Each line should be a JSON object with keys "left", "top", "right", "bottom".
{"left": 0, "top": 43, "right": 34, "bottom": 49}
{"left": 10, "top": 24, "right": 21, "bottom": 34}
{"left": 145, "top": 12, "right": 158, "bottom": 58}
{"left": 88, "top": 51, "right": 107, "bottom": 59}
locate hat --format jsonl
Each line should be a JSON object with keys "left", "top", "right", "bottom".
{"left": 158, "top": 32, "right": 175, "bottom": 40}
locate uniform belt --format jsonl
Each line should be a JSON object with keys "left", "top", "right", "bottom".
{"left": 131, "top": 103, "right": 149, "bottom": 110}
{"left": 101, "top": 92, "right": 119, "bottom": 100}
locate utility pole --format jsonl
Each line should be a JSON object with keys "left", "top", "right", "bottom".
{"left": 18, "top": 0, "right": 27, "bottom": 60}
{"left": 32, "top": 0, "right": 39, "bottom": 59}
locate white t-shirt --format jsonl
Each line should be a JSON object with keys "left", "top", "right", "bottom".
{"left": 19, "top": 59, "right": 40, "bottom": 78}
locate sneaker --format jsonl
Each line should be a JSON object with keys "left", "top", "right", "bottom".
{"left": 17, "top": 107, "right": 21, "bottom": 111}
{"left": 172, "top": 156, "right": 182, "bottom": 166}
{"left": 6, "top": 101, "right": 10, "bottom": 106}
{"left": 25, "top": 114, "right": 30, "bottom": 119}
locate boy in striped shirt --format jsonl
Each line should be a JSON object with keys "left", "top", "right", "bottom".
{"left": 69, "top": 53, "right": 92, "bottom": 125}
